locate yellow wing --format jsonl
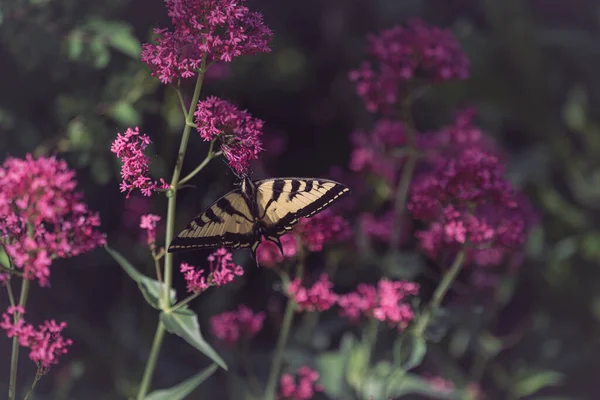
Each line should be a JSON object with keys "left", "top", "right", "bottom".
{"left": 168, "top": 190, "right": 255, "bottom": 252}
{"left": 255, "top": 178, "right": 350, "bottom": 240}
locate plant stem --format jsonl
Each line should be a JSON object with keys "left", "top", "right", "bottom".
{"left": 23, "top": 368, "right": 43, "bottom": 400}
{"left": 363, "top": 317, "right": 379, "bottom": 367}
{"left": 178, "top": 141, "right": 218, "bottom": 186}
{"left": 170, "top": 291, "right": 202, "bottom": 313}
{"left": 413, "top": 248, "right": 466, "bottom": 337}
{"left": 136, "top": 54, "right": 207, "bottom": 400}
{"left": 8, "top": 278, "right": 31, "bottom": 400}
{"left": 136, "top": 322, "right": 166, "bottom": 400}
{"left": 389, "top": 97, "right": 418, "bottom": 248}
{"left": 264, "top": 250, "right": 305, "bottom": 400}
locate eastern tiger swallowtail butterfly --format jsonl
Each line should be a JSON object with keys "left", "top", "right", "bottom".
{"left": 168, "top": 175, "right": 350, "bottom": 263}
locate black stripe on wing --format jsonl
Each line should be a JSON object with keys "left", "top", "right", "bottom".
{"left": 168, "top": 232, "right": 255, "bottom": 252}
{"left": 257, "top": 178, "right": 351, "bottom": 236}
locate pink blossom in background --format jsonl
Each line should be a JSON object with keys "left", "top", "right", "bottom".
{"left": 295, "top": 210, "right": 352, "bottom": 252}
{"left": 204, "top": 62, "right": 231, "bottom": 80}
{"left": 278, "top": 366, "right": 324, "bottom": 400}
{"left": 111, "top": 127, "right": 168, "bottom": 198}
{"left": 0, "top": 273, "right": 8, "bottom": 285}
{"left": 256, "top": 234, "right": 298, "bottom": 267}
{"left": 0, "top": 155, "right": 105, "bottom": 286}
{"left": 141, "top": 0, "right": 272, "bottom": 83}
{"left": 210, "top": 304, "right": 265, "bottom": 346}
{"left": 180, "top": 248, "right": 243, "bottom": 293}
{"left": 349, "top": 19, "right": 469, "bottom": 113}
{"left": 338, "top": 279, "right": 419, "bottom": 331}
{"left": 121, "top": 195, "right": 153, "bottom": 229}
{"left": 140, "top": 214, "right": 161, "bottom": 247}
{"left": 408, "top": 146, "right": 534, "bottom": 267}
{"left": 359, "top": 210, "right": 412, "bottom": 246}
{"left": 288, "top": 274, "right": 337, "bottom": 312}
{"left": 0, "top": 306, "right": 72, "bottom": 369}
{"left": 424, "top": 374, "right": 455, "bottom": 393}
{"left": 195, "top": 96, "right": 264, "bottom": 174}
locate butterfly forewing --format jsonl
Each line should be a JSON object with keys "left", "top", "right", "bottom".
{"left": 168, "top": 190, "right": 255, "bottom": 252}
{"left": 255, "top": 178, "right": 350, "bottom": 237}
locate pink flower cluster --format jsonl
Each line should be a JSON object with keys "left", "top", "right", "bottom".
{"left": 256, "top": 211, "right": 352, "bottom": 266}
{"left": 0, "top": 155, "right": 105, "bottom": 286}
{"left": 141, "top": 0, "right": 272, "bottom": 83}
{"left": 210, "top": 304, "right": 265, "bottom": 346}
{"left": 180, "top": 248, "right": 243, "bottom": 293}
{"left": 338, "top": 280, "right": 419, "bottom": 331}
{"left": 140, "top": 214, "right": 161, "bottom": 248}
{"left": 111, "top": 127, "right": 168, "bottom": 198}
{"left": 288, "top": 274, "right": 337, "bottom": 312}
{"left": 350, "top": 19, "right": 469, "bottom": 113}
{"left": 278, "top": 366, "right": 323, "bottom": 400}
{"left": 195, "top": 96, "right": 264, "bottom": 174}
{"left": 408, "top": 146, "right": 532, "bottom": 267}
{"left": 1, "top": 306, "right": 72, "bottom": 369}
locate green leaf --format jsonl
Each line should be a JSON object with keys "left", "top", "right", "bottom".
{"left": 107, "top": 100, "right": 140, "bottom": 126}
{"left": 144, "top": 364, "right": 218, "bottom": 400}
{"left": 89, "top": 36, "right": 110, "bottom": 68}
{"left": 386, "top": 372, "right": 461, "bottom": 399}
{"left": 66, "top": 29, "right": 84, "bottom": 60}
{"left": 346, "top": 340, "right": 370, "bottom": 392}
{"left": 393, "top": 334, "right": 426, "bottom": 371}
{"left": 316, "top": 333, "right": 355, "bottom": 397}
{"left": 108, "top": 29, "right": 142, "bottom": 58}
{"left": 0, "top": 247, "right": 9, "bottom": 269}
{"left": 160, "top": 308, "right": 227, "bottom": 370}
{"left": 105, "top": 245, "right": 175, "bottom": 309}
{"left": 513, "top": 370, "right": 564, "bottom": 398}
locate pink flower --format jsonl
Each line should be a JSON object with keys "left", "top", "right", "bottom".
{"left": 141, "top": 0, "right": 272, "bottom": 84}
{"left": 0, "top": 155, "right": 105, "bottom": 287}
{"left": 256, "top": 234, "right": 298, "bottom": 267}
{"left": 408, "top": 146, "right": 535, "bottom": 267}
{"left": 195, "top": 97, "right": 264, "bottom": 174}
{"left": 350, "top": 19, "right": 469, "bottom": 113}
{"left": 1, "top": 306, "right": 72, "bottom": 370}
{"left": 180, "top": 247, "right": 243, "bottom": 293}
{"left": 338, "top": 279, "right": 419, "bottom": 331}
{"left": 288, "top": 274, "right": 337, "bottom": 312}
{"left": 140, "top": 214, "right": 161, "bottom": 247}
{"left": 295, "top": 210, "right": 351, "bottom": 252}
{"left": 359, "top": 210, "right": 412, "bottom": 246}
{"left": 111, "top": 127, "right": 169, "bottom": 198}
{"left": 278, "top": 366, "right": 324, "bottom": 400}
{"left": 210, "top": 304, "right": 265, "bottom": 346}
{"left": 424, "top": 374, "right": 455, "bottom": 393}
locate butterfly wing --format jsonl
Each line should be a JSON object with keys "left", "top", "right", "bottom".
{"left": 167, "top": 189, "right": 256, "bottom": 253}
{"left": 255, "top": 178, "right": 350, "bottom": 243}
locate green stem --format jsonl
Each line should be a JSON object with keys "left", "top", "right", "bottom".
{"left": 363, "top": 317, "right": 379, "bottom": 366}
{"left": 389, "top": 98, "right": 418, "bottom": 248}
{"left": 8, "top": 278, "right": 31, "bottom": 400}
{"left": 136, "top": 322, "right": 166, "bottom": 400}
{"left": 178, "top": 141, "right": 218, "bottom": 186}
{"left": 264, "top": 250, "right": 305, "bottom": 400}
{"left": 23, "top": 368, "right": 43, "bottom": 400}
{"left": 170, "top": 291, "right": 202, "bottom": 313}
{"left": 413, "top": 248, "right": 466, "bottom": 337}
{"left": 136, "top": 54, "right": 208, "bottom": 400}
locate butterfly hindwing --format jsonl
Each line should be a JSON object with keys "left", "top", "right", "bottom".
{"left": 168, "top": 189, "right": 256, "bottom": 252}
{"left": 255, "top": 178, "right": 350, "bottom": 237}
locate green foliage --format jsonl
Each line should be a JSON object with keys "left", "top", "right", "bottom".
{"left": 161, "top": 308, "right": 227, "bottom": 370}
{"left": 144, "top": 364, "right": 218, "bottom": 400}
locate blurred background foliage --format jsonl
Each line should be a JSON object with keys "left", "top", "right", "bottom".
{"left": 1, "top": 0, "right": 600, "bottom": 398}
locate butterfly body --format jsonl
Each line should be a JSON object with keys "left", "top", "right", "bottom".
{"left": 168, "top": 175, "right": 350, "bottom": 262}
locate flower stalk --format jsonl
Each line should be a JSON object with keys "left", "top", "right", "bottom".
{"left": 8, "top": 278, "right": 30, "bottom": 400}
{"left": 136, "top": 55, "right": 208, "bottom": 400}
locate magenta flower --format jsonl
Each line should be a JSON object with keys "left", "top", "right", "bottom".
{"left": 0, "top": 155, "right": 105, "bottom": 286}
{"left": 140, "top": 214, "right": 161, "bottom": 248}
{"left": 294, "top": 210, "right": 352, "bottom": 252}
{"left": 278, "top": 366, "right": 324, "bottom": 400}
{"left": 210, "top": 304, "right": 265, "bottom": 346}
{"left": 359, "top": 210, "right": 412, "bottom": 246}
{"left": 195, "top": 96, "right": 264, "bottom": 174}
{"left": 0, "top": 306, "right": 72, "bottom": 370}
{"left": 256, "top": 234, "right": 298, "bottom": 267}
{"left": 288, "top": 274, "right": 337, "bottom": 312}
{"left": 408, "top": 147, "right": 534, "bottom": 267}
{"left": 338, "top": 279, "right": 419, "bottom": 331}
{"left": 180, "top": 247, "right": 243, "bottom": 293}
{"left": 349, "top": 19, "right": 469, "bottom": 113}
{"left": 111, "top": 127, "right": 169, "bottom": 198}
{"left": 141, "top": 0, "right": 272, "bottom": 84}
